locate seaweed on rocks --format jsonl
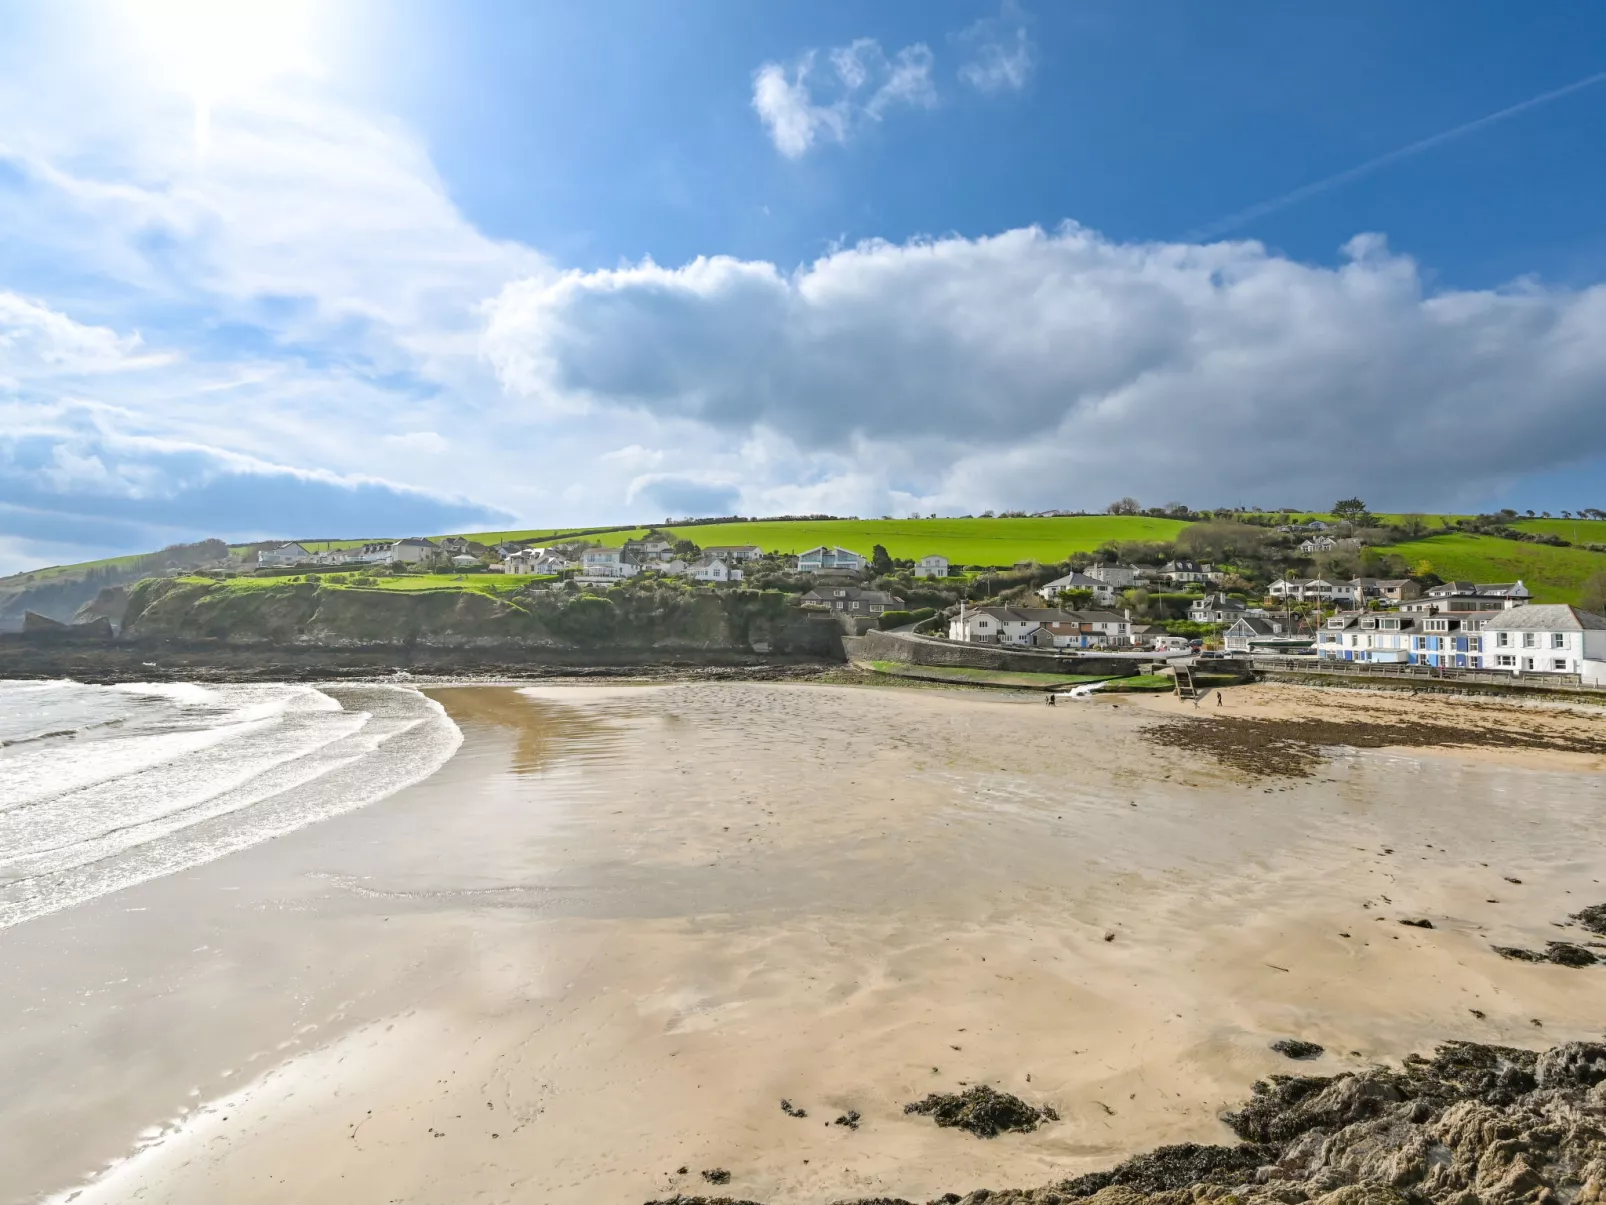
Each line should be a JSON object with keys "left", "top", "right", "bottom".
{"left": 700, "top": 1168, "right": 731, "bottom": 1185}
{"left": 1494, "top": 941, "right": 1600, "bottom": 967}
{"left": 1058, "top": 1141, "right": 1279, "bottom": 1197}
{"left": 1544, "top": 941, "right": 1599, "bottom": 967}
{"left": 651, "top": 1040, "right": 1606, "bottom": 1205}
{"left": 1572, "top": 903, "right": 1606, "bottom": 935}
{"left": 1271, "top": 1039, "right": 1325, "bottom": 1060}
{"left": 904, "top": 1086, "right": 1057, "bottom": 1138}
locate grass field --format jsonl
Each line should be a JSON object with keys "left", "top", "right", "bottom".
{"left": 859, "top": 660, "right": 1111, "bottom": 689}
{"left": 182, "top": 573, "right": 555, "bottom": 596}
{"left": 580, "top": 516, "right": 1190, "bottom": 565}
{"left": 1386, "top": 533, "right": 1606, "bottom": 604}
{"left": 1098, "top": 673, "right": 1174, "bottom": 692}
{"left": 1510, "top": 518, "right": 1606, "bottom": 544}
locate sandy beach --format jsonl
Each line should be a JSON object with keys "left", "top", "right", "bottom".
{"left": 3, "top": 679, "right": 1604, "bottom": 1205}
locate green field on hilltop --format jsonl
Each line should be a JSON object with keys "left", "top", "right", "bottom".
{"left": 583, "top": 516, "right": 1190, "bottom": 565}
{"left": 1510, "top": 518, "right": 1606, "bottom": 543}
{"left": 1386, "top": 533, "right": 1606, "bottom": 603}
{"left": 180, "top": 572, "right": 556, "bottom": 597}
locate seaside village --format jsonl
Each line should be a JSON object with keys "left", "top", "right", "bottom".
{"left": 251, "top": 511, "right": 1606, "bottom": 687}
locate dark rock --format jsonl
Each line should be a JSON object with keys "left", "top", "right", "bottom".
{"left": 903, "top": 1086, "right": 1054, "bottom": 1138}
{"left": 1270, "top": 1039, "right": 1325, "bottom": 1060}
{"left": 700, "top": 1168, "right": 731, "bottom": 1185}
{"left": 1544, "top": 941, "right": 1599, "bottom": 967}
{"left": 833, "top": 1109, "right": 861, "bottom": 1130}
{"left": 1398, "top": 918, "right": 1433, "bottom": 929}
{"left": 779, "top": 1098, "right": 807, "bottom": 1118}
{"left": 1495, "top": 941, "right": 1599, "bottom": 967}
{"left": 1058, "top": 1141, "right": 1277, "bottom": 1197}
{"left": 1571, "top": 903, "right": 1606, "bottom": 935}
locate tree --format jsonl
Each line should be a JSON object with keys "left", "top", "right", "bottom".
{"left": 1106, "top": 497, "right": 1141, "bottom": 515}
{"left": 1398, "top": 513, "right": 1428, "bottom": 539}
{"left": 1582, "top": 571, "right": 1606, "bottom": 615}
{"left": 870, "top": 544, "right": 893, "bottom": 575}
{"left": 1332, "top": 498, "right": 1370, "bottom": 523}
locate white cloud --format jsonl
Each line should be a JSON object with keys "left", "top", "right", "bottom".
{"left": 484, "top": 226, "right": 1606, "bottom": 512}
{"left": 0, "top": 291, "right": 174, "bottom": 384}
{"left": 751, "top": 38, "right": 936, "bottom": 158}
{"left": 957, "top": 4, "right": 1035, "bottom": 93}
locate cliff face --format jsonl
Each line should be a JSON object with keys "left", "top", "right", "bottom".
{"left": 119, "top": 578, "right": 840, "bottom": 657}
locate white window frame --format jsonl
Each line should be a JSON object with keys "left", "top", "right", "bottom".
{"left": 1551, "top": 632, "right": 1566, "bottom": 649}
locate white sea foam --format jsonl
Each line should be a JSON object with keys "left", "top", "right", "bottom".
{"left": 0, "top": 681, "right": 462, "bottom": 929}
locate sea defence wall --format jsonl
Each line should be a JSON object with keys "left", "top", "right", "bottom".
{"left": 856, "top": 628, "right": 1140, "bottom": 678}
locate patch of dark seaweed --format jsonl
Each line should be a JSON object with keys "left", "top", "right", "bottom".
{"left": 1270, "top": 1038, "right": 1324, "bottom": 1060}
{"left": 1143, "top": 712, "right": 1606, "bottom": 779}
{"left": 1058, "top": 1140, "right": 1279, "bottom": 1198}
{"left": 1571, "top": 902, "right": 1606, "bottom": 936}
{"left": 903, "top": 1085, "right": 1056, "bottom": 1138}
{"left": 1495, "top": 941, "right": 1599, "bottom": 967}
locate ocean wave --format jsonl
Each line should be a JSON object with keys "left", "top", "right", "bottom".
{"left": 0, "top": 682, "right": 462, "bottom": 929}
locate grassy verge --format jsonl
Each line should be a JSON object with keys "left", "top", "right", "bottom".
{"left": 858, "top": 660, "right": 1112, "bottom": 690}
{"left": 1100, "top": 673, "right": 1175, "bottom": 693}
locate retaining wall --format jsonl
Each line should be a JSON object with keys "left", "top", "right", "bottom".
{"left": 857, "top": 628, "right": 1138, "bottom": 678}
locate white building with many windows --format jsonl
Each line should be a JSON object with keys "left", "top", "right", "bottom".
{"left": 1480, "top": 605, "right": 1606, "bottom": 682}
{"left": 913, "top": 554, "right": 950, "bottom": 579}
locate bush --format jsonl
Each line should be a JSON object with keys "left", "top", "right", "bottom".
{"left": 878, "top": 609, "right": 915, "bottom": 628}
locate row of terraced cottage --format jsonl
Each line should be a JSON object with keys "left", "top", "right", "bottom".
{"left": 1313, "top": 581, "right": 1606, "bottom": 685}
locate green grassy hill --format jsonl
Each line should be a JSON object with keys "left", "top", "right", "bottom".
{"left": 1387, "top": 533, "right": 1606, "bottom": 603}
{"left": 586, "top": 515, "right": 1189, "bottom": 565}
{"left": 1510, "top": 518, "right": 1606, "bottom": 544}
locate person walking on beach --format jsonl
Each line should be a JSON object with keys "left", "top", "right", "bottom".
{"left": 1215, "top": 691, "right": 1224, "bottom": 707}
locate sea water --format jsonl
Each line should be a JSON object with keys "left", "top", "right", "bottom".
{"left": 0, "top": 680, "right": 461, "bottom": 929}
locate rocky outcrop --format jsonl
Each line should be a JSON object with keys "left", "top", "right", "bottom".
{"left": 644, "top": 1041, "right": 1606, "bottom": 1205}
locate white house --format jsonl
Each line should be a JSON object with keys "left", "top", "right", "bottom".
{"left": 704, "top": 544, "right": 764, "bottom": 563}
{"left": 1084, "top": 564, "right": 1138, "bottom": 588}
{"left": 622, "top": 536, "right": 675, "bottom": 563}
{"left": 797, "top": 546, "right": 866, "bottom": 573}
{"left": 450, "top": 554, "right": 479, "bottom": 568}
{"left": 913, "top": 554, "right": 950, "bottom": 579}
{"left": 1038, "top": 571, "right": 1118, "bottom": 606}
{"left": 1188, "top": 593, "right": 1248, "bottom": 624}
{"left": 947, "top": 606, "right": 1127, "bottom": 647}
{"left": 1030, "top": 610, "right": 1132, "bottom": 649}
{"left": 685, "top": 558, "right": 744, "bottom": 583}
{"left": 258, "top": 542, "right": 312, "bottom": 567}
{"left": 1299, "top": 536, "right": 1362, "bottom": 554}
{"left": 579, "top": 548, "right": 638, "bottom": 579}
{"left": 1481, "top": 605, "right": 1606, "bottom": 682}
{"left": 388, "top": 537, "right": 439, "bottom": 565}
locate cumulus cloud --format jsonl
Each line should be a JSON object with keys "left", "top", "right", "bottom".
{"left": 483, "top": 225, "right": 1606, "bottom": 510}
{"left": 752, "top": 38, "right": 936, "bottom": 158}
{"left": 957, "top": 4, "right": 1035, "bottom": 93}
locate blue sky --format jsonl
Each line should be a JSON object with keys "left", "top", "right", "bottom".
{"left": 2, "top": 0, "right": 1605, "bottom": 572}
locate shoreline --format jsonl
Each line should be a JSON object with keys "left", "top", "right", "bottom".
{"left": 3, "top": 680, "right": 1603, "bottom": 1204}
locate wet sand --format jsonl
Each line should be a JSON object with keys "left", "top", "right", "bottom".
{"left": 3, "top": 681, "right": 1604, "bottom": 1204}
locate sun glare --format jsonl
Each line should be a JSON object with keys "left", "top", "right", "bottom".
{"left": 119, "top": 0, "right": 323, "bottom": 142}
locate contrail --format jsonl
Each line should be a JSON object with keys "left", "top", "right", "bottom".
{"left": 1187, "top": 70, "right": 1606, "bottom": 242}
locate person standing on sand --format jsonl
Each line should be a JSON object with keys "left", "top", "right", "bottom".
{"left": 1216, "top": 691, "right": 1224, "bottom": 707}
